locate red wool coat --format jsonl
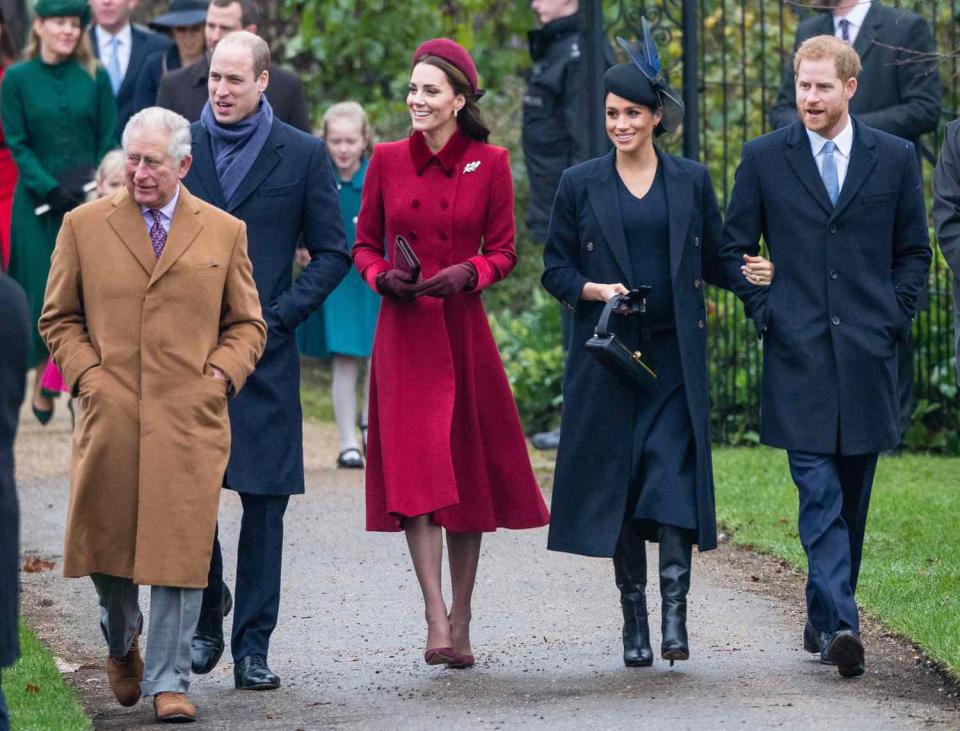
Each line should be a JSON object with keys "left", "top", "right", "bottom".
{"left": 353, "top": 130, "right": 550, "bottom": 533}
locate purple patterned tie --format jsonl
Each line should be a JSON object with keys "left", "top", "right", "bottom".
{"left": 148, "top": 209, "right": 167, "bottom": 259}
{"left": 839, "top": 18, "right": 851, "bottom": 43}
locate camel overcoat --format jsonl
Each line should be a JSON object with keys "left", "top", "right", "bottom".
{"left": 39, "top": 186, "right": 266, "bottom": 588}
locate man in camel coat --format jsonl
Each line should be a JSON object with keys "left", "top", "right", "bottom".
{"left": 39, "top": 106, "right": 265, "bottom": 723}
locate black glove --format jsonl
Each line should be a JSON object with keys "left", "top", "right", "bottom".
{"left": 46, "top": 185, "right": 85, "bottom": 214}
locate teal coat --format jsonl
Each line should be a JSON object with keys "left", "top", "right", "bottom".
{"left": 1, "top": 57, "right": 116, "bottom": 366}
{"left": 297, "top": 157, "right": 380, "bottom": 358}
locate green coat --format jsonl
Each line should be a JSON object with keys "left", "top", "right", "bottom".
{"left": 1, "top": 57, "right": 116, "bottom": 366}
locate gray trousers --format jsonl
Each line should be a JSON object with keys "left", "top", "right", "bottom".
{"left": 91, "top": 574, "right": 202, "bottom": 696}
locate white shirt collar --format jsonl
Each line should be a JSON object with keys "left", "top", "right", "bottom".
{"left": 141, "top": 184, "right": 181, "bottom": 221}
{"left": 806, "top": 117, "right": 854, "bottom": 159}
{"left": 834, "top": 1, "right": 871, "bottom": 33}
{"left": 96, "top": 23, "right": 132, "bottom": 50}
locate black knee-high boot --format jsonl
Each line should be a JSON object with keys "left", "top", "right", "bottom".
{"left": 658, "top": 524, "right": 693, "bottom": 665}
{"left": 614, "top": 523, "right": 653, "bottom": 667}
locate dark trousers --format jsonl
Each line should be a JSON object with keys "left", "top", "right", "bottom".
{"left": 204, "top": 493, "right": 290, "bottom": 662}
{"left": 787, "top": 451, "right": 878, "bottom": 635}
{"left": 0, "top": 670, "right": 8, "bottom": 731}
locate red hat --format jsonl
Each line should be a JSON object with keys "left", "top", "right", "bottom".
{"left": 412, "top": 38, "right": 480, "bottom": 97}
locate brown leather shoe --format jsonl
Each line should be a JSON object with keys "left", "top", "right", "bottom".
{"left": 106, "top": 634, "right": 143, "bottom": 707}
{"left": 153, "top": 692, "right": 197, "bottom": 723}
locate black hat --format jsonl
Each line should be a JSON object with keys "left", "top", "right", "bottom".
{"left": 611, "top": 18, "right": 684, "bottom": 134}
{"left": 149, "top": 0, "right": 207, "bottom": 31}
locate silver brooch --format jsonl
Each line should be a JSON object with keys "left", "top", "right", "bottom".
{"left": 463, "top": 161, "right": 481, "bottom": 174}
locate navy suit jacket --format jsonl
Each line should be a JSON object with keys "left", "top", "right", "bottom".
{"left": 90, "top": 24, "right": 172, "bottom": 133}
{"left": 542, "top": 150, "right": 729, "bottom": 554}
{"left": 184, "top": 119, "right": 350, "bottom": 494}
{"left": 720, "top": 119, "right": 931, "bottom": 455}
{"left": 0, "top": 274, "right": 28, "bottom": 668}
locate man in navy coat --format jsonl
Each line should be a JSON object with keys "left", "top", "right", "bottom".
{"left": 183, "top": 31, "right": 349, "bottom": 689}
{"left": 89, "top": 0, "right": 172, "bottom": 132}
{"left": 0, "top": 274, "right": 28, "bottom": 730}
{"left": 721, "top": 35, "right": 930, "bottom": 678}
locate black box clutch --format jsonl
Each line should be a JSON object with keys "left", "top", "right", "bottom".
{"left": 584, "top": 293, "right": 657, "bottom": 394}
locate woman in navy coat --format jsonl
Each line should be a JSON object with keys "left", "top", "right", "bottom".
{"left": 542, "top": 46, "right": 771, "bottom": 668}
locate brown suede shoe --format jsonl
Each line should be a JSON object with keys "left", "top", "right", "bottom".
{"left": 153, "top": 692, "right": 197, "bottom": 723}
{"left": 106, "top": 634, "right": 143, "bottom": 707}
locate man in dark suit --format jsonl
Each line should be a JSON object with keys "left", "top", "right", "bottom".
{"left": 723, "top": 36, "right": 930, "bottom": 678}
{"left": 89, "top": 0, "right": 172, "bottom": 132}
{"left": 156, "top": 0, "right": 310, "bottom": 132}
{"left": 0, "top": 274, "right": 28, "bottom": 731}
{"left": 770, "top": 1, "right": 941, "bottom": 445}
{"left": 932, "top": 120, "right": 960, "bottom": 384}
{"left": 184, "top": 31, "right": 349, "bottom": 690}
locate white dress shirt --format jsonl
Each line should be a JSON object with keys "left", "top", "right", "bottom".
{"left": 140, "top": 185, "right": 180, "bottom": 236}
{"left": 806, "top": 117, "right": 854, "bottom": 190}
{"left": 95, "top": 23, "right": 133, "bottom": 80}
{"left": 834, "top": 1, "right": 871, "bottom": 46}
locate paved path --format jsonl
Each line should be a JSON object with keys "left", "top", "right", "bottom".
{"left": 14, "top": 404, "right": 960, "bottom": 730}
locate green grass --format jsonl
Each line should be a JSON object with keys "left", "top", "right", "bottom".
{"left": 299, "top": 356, "right": 333, "bottom": 423}
{"left": 5, "top": 621, "right": 90, "bottom": 730}
{"left": 714, "top": 447, "right": 960, "bottom": 679}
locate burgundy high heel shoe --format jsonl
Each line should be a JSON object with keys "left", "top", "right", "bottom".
{"left": 446, "top": 651, "right": 475, "bottom": 669}
{"left": 423, "top": 647, "right": 458, "bottom": 665}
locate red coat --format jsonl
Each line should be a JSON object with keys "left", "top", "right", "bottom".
{"left": 353, "top": 130, "right": 549, "bottom": 533}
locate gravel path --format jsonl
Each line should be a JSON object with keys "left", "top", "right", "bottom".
{"left": 13, "top": 399, "right": 960, "bottom": 730}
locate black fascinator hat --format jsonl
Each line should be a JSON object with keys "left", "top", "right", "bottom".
{"left": 610, "top": 18, "right": 684, "bottom": 134}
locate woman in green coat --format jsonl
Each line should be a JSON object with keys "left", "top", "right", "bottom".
{"left": 0, "top": 0, "right": 116, "bottom": 422}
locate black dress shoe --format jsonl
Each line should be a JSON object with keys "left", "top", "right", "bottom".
{"left": 823, "top": 630, "right": 865, "bottom": 678}
{"left": 190, "top": 584, "right": 233, "bottom": 675}
{"left": 234, "top": 655, "right": 281, "bottom": 690}
{"left": 803, "top": 619, "right": 833, "bottom": 658}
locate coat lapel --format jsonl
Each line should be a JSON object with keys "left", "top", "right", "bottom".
{"left": 660, "top": 152, "right": 692, "bottom": 282}
{"left": 226, "top": 123, "right": 283, "bottom": 213}
{"left": 107, "top": 191, "right": 157, "bottom": 277}
{"left": 586, "top": 151, "right": 633, "bottom": 286}
{"left": 190, "top": 126, "right": 228, "bottom": 210}
{"left": 830, "top": 120, "right": 878, "bottom": 222}
{"left": 852, "top": 3, "right": 883, "bottom": 64}
{"left": 149, "top": 186, "right": 203, "bottom": 286}
{"left": 785, "top": 121, "right": 834, "bottom": 216}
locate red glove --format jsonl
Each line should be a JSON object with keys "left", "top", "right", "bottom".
{"left": 376, "top": 269, "right": 421, "bottom": 301}
{"left": 415, "top": 263, "right": 478, "bottom": 298}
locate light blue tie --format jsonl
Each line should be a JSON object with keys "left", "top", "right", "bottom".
{"left": 821, "top": 140, "right": 840, "bottom": 206}
{"left": 106, "top": 36, "right": 122, "bottom": 94}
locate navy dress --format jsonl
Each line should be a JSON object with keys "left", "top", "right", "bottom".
{"left": 616, "top": 170, "right": 698, "bottom": 538}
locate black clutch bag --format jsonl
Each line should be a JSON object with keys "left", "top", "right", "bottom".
{"left": 584, "top": 292, "right": 657, "bottom": 394}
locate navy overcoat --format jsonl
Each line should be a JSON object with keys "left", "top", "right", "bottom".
{"left": 719, "top": 120, "right": 931, "bottom": 455}
{"left": 0, "top": 274, "right": 28, "bottom": 668}
{"left": 185, "top": 119, "right": 350, "bottom": 495}
{"left": 542, "top": 150, "right": 731, "bottom": 556}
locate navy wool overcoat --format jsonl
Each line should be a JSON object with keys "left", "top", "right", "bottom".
{"left": 185, "top": 119, "right": 350, "bottom": 495}
{"left": 719, "top": 120, "right": 931, "bottom": 455}
{"left": 543, "top": 150, "right": 735, "bottom": 556}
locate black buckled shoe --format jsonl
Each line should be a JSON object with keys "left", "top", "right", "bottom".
{"left": 823, "top": 630, "right": 865, "bottom": 678}
{"left": 234, "top": 655, "right": 281, "bottom": 690}
{"left": 190, "top": 584, "right": 233, "bottom": 675}
{"left": 614, "top": 524, "right": 653, "bottom": 667}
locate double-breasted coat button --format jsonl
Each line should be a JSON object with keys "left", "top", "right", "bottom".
{"left": 829, "top": 269, "right": 839, "bottom": 280}
{"left": 693, "top": 236, "right": 700, "bottom": 247}
{"left": 409, "top": 231, "right": 418, "bottom": 240}
{"left": 831, "top": 315, "right": 840, "bottom": 326}
{"left": 694, "top": 278, "right": 702, "bottom": 288}
{"left": 440, "top": 200, "right": 449, "bottom": 209}
{"left": 829, "top": 225, "right": 838, "bottom": 234}
{"left": 445, "top": 170, "right": 453, "bottom": 178}
{"left": 439, "top": 232, "right": 448, "bottom": 241}
{"left": 411, "top": 199, "right": 420, "bottom": 209}
{"left": 698, "top": 319, "right": 705, "bottom": 330}
{"left": 586, "top": 241, "right": 595, "bottom": 252}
